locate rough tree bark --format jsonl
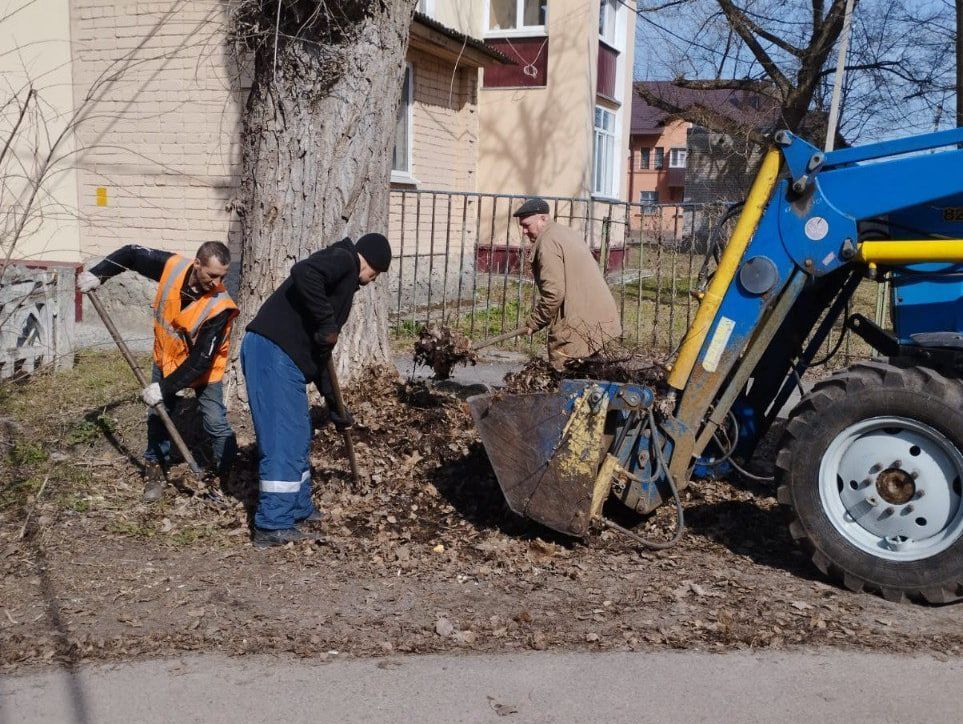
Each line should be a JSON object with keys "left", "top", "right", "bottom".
{"left": 229, "top": 0, "right": 418, "bottom": 400}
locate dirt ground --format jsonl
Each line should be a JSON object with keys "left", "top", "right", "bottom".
{"left": 1, "top": 352, "right": 962, "bottom": 673}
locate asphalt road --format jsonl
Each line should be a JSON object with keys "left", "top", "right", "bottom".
{"left": 2, "top": 650, "right": 959, "bottom": 724}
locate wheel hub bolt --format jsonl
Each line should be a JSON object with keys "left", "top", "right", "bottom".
{"left": 869, "top": 463, "right": 883, "bottom": 474}
{"left": 884, "top": 535, "right": 907, "bottom": 551}
{"left": 890, "top": 459, "right": 902, "bottom": 469}
{"left": 916, "top": 489, "right": 926, "bottom": 499}
{"left": 880, "top": 506, "right": 895, "bottom": 518}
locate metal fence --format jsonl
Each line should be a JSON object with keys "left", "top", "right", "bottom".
{"left": 387, "top": 188, "right": 885, "bottom": 364}
{"left": 0, "top": 266, "right": 75, "bottom": 380}
{"left": 387, "top": 189, "right": 735, "bottom": 352}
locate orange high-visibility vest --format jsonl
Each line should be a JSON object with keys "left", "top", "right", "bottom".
{"left": 151, "top": 255, "right": 238, "bottom": 386}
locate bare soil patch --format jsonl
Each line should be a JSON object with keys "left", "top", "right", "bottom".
{"left": 2, "top": 352, "right": 961, "bottom": 672}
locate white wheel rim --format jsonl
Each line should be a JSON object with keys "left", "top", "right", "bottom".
{"left": 818, "top": 416, "right": 963, "bottom": 562}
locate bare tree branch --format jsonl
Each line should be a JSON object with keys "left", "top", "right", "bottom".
{"left": 672, "top": 77, "right": 780, "bottom": 95}
{"left": 0, "top": 87, "right": 34, "bottom": 173}
{"left": 717, "top": 1, "right": 807, "bottom": 58}
{"left": 716, "top": 0, "right": 792, "bottom": 94}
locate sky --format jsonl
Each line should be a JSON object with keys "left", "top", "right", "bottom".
{"left": 629, "top": 0, "right": 957, "bottom": 143}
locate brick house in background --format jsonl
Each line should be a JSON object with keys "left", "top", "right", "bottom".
{"left": 409, "top": 0, "right": 636, "bottom": 273}
{"left": 414, "top": 1, "right": 635, "bottom": 201}
{"left": 627, "top": 80, "right": 779, "bottom": 234}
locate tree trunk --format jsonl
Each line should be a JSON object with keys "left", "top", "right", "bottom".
{"left": 229, "top": 0, "right": 417, "bottom": 402}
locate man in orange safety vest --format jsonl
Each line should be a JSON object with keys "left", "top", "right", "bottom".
{"left": 78, "top": 242, "right": 239, "bottom": 502}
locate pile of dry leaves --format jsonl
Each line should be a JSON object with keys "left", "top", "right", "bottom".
{"left": 412, "top": 324, "right": 478, "bottom": 380}
{"left": 3, "top": 359, "right": 963, "bottom": 672}
{"left": 502, "top": 351, "right": 668, "bottom": 394}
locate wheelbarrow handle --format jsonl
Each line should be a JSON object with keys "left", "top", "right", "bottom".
{"left": 86, "top": 290, "right": 202, "bottom": 476}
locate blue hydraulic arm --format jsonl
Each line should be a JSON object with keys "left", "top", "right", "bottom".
{"left": 663, "top": 128, "right": 963, "bottom": 486}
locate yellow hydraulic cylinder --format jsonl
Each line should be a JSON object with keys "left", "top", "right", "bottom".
{"left": 857, "top": 240, "right": 963, "bottom": 264}
{"left": 667, "top": 148, "right": 782, "bottom": 391}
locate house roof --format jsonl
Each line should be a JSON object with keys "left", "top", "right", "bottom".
{"left": 410, "top": 12, "right": 512, "bottom": 67}
{"left": 631, "top": 80, "right": 779, "bottom": 135}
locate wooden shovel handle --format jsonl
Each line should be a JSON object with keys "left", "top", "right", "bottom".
{"left": 87, "top": 290, "right": 202, "bottom": 475}
{"left": 474, "top": 326, "right": 528, "bottom": 351}
{"left": 325, "top": 357, "right": 360, "bottom": 484}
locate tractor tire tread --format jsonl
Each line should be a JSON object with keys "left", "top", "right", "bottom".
{"left": 776, "top": 361, "right": 963, "bottom": 604}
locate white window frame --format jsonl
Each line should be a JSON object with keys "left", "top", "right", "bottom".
{"left": 416, "top": 0, "right": 435, "bottom": 16}
{"left": 484, "top": 0, "right": 548, "bottom": 38}
{"left": 592, "top": 105, "right": 618, "bottom": 199}
{"left": 391, "top": 63, "right": 416, "bottom": 185}
{"left": 598, "top": 0, "right": 620, "bottom": 49}
{"left": 669, "top": 147, "right": 687, "bottom": 169}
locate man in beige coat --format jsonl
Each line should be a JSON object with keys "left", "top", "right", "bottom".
{"left": 515, "top": 198, "right": 622, "bottom": 369}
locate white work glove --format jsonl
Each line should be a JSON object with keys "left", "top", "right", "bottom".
{"left": 141, "top": 382, "right": 164, "bottom": 407}
{"left": 77, "top": 270, "right": 101, "bottom": 293}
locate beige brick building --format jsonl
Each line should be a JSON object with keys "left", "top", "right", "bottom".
{"left": 3, "top": 1, "right": 635, "bottom": 316}
{"left": 69, "top": 1, "right": 243, "bottom": 263}
{"left": 5, "top": 3, "right": 502, "bottom": 265}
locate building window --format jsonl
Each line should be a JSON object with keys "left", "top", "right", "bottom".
{"left": 669, "top": 147, "right": 687, "bottom": 168}
{"left": 639, "top": 190, "right": 659, "bottom": 214}
{"left": 598, "top": 0, "right": 619, "bottom": 47}
{"left": 592, "top": 106, "right": 616, "bottom": 197}
{"left": 638, "top": 148, "right": 650, "bottom": 170}
{"left": 391, "top": 64, "right": 413, "bottom": 178}
{"left": 653, "top": 147, "right": 664, "bottom": 170}
{"left": 487, "top": 0, "right": 547, "bottom": 34}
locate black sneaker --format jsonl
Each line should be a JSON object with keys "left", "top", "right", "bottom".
{"left": 252, "top": 527, "right": 321, "bottom": 548}
{"left": 143, "top": 462, "right": 165, "bottom": 503}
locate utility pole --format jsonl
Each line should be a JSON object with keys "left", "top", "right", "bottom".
{"left": 824, "top": 0, "right": 857, "bottom": 151}
{"left": 957, "top": 0, "right": 963, "bottom": 127}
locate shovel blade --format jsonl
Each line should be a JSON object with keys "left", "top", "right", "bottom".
{"left": 468, "top": 389, "right": 607, "bottom": 537}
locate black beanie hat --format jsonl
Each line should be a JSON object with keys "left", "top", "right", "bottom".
{"left": 355, "top": 233, "right": 392, "bottom": 272}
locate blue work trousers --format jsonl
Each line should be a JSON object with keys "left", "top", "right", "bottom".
{"left": 144, "top": 364, "right": 237, "bottom": 475}
{"left": 240, "top": 331, "right": 317, "bottom": 530}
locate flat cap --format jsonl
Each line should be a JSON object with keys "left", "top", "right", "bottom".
{"left": 512, "top": 197, "right": 550, "bottom": 218}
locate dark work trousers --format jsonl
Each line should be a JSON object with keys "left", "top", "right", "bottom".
{"left": 143, "top": 364, "right": 237, "bottom": 476}
{"left": 240, "top": 331, "right": 317, "bottom": 530}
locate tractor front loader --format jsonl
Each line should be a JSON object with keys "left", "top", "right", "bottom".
{"left": 469, "top": 128, "right": 963, "bottom": 604}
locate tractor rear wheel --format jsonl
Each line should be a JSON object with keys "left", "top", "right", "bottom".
{"left": 776, "top": 361, "right": 963, "bottom": 603}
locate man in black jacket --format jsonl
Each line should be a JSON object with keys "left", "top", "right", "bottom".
{"left": 241, "top": 233, "right": 392, "bottom": 548}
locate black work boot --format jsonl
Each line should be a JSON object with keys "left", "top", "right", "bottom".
{"left": 142, "top": 462, "right": 165, "bottom": 503}
{"left": 252, "top": 527, "right": 322, "bottom": 549}
{"left": 296, "top": 510, "right": 324, "bottom": 529}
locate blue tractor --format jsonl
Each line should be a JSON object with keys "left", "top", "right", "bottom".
{"left": 469, "top": 128, "right": 963, "bottom": 603}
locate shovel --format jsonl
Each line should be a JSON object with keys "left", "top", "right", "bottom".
{"left": 325, "top": 357, "right": 360, "bottom": 485}
{"left": 473, "top": 325, "right": 529, "bottom": 352}
{"left": 86, "top": 290, "right": 203, "bottom": 477}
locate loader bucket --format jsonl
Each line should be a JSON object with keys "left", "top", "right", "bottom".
{"left": 467, "top": 387, "right": 610, "bottom": 537}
